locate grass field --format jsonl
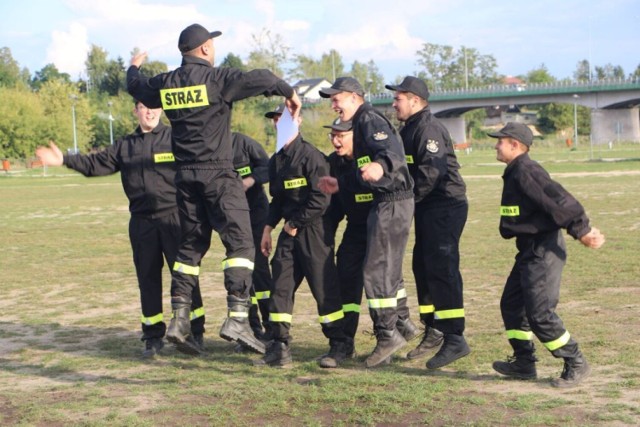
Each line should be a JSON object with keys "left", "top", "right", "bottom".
{"left": 1, "top": 143, "right": 639, "bottom": 426}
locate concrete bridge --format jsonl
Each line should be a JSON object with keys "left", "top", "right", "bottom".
{"left": 365, "top": 79, "right": 640, "bottom": 145}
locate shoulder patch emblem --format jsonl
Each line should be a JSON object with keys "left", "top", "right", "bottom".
{"left": 372, "top": 131, "right": 388, "bottom": 141}
{"left": 426, "top": 139, "right": 439, "bottom": 153}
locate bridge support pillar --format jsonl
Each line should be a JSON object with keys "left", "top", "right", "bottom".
{"left": 591, "top": 108, "right": 640, "bottom": 145}
{"left": 438, "top": 117, "right": 467, "bottom": 144}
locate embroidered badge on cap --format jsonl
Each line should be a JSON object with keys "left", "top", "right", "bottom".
{"left": 426, "top": 139, "right": 439, "bottom": 153}
{"left": 372, "top": 131, "right": 388, "bottom": 141}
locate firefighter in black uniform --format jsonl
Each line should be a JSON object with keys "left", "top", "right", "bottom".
{"left": 256, "top": 105, "right": 348, "bottom": 368}
{"left": 322, "top": 117, "right": 419, "bottom": 361}
{"left": 386, "top": 76, "right": 470, "bottom": 369}
{"left": 127, "top": 23, "right": 301, "bottom": 356}
{"left": 231, "top": 131, "right": 272, "bottom": 342}
{"left": 35, "top": 101, "right": 205, "bottom": 357}
{"left": 489, "top": 122, "right": 605, "bottom": 388}
{"left": 319, "top": 77, "right": 414, "bottom": 368}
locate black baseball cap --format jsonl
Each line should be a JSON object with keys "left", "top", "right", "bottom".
{"left": 385, "top": 76, "right": 430, "bottom": 100}
{"left": 488, "top": 122, "right": 534, "bottom": 147}
{"left": 178, "top": 24, "right": 222, "bottom": 53}
{"left": 319, "top": 77, "right": 365, "bottom": 98}
{"left": 323, "top": 117, "right": 353, "bottom": 132}
{"left": 264, "top": 103, "right": 286, "bottom": 118}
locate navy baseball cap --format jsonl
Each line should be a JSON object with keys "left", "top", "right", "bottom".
{"left": 178, "top": 24, "right": 222, "bottom": 53}
{"left": 319, "top": 77, "right": 365, "bottom": 98}
{"left": 385, "top": 76, "right": 430, "bottom": 100}
{"left": 264, "top": 103, "right": 286, "bottom": 118}
{"left": 323, "top": 117, "right": 353, "bottom": 132}
{"left": 488, "top": 122, "right": 534, "bottom": 147}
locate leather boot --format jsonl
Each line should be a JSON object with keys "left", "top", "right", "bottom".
{"left": 551, "top": 355, "right": 591, "bottom": 388}
{"left": 493, "top": 355, "right": 538, "bottom": 379}
{"left": 166, "top": 296, "right": 202, "bottom": 355}
{"left": 406, "top": 327, "right": 444, "bottom": 360}
{"left": 253, "top": 341, "right": 292, "bottom": 367}
{"left": 426, "top": 333, "right": 470, "bottom": 369}
{"left": 396, "top": 317, "right": 420, "bottom": 341}
{"left": 364, "top": 329, "right": 407, "bottom": 368}
{"left": 319, "top": 340, "right": 349, "bottom": 368}
{"left": 219, "top": 295, "right": 266, "bottom": 354}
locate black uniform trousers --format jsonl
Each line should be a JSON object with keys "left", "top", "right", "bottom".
{"left": 129, "top": 210, "right": 205, "bottom": 340}
{"left": 363, "top": 197, "right": 413, "bottom": 332}
{"left": 248, "top": 192, "right": 272, "bottom": 325}
{"left": 269, "top": 217, "right": 345, "bottom": 344}
{"left": 171, "top": 168, "right": 255, "bottom": 300}
{"left": 501, "top": 230, "right": 580, "bottom": 359}
{"left": 338, "top": 224, "right": 412, "bottom": 339}
{"left": 413, "top": 199, "right": 468, "bottom": 335}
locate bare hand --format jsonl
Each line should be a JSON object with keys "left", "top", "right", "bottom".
{"left": 261, "top": 226, "right": 273, "bottom": 257}
{"left": 242, "top": 176, "right": 255, "bottom": 192}
{"left": 579, "top": 227, "right": 605, "bottom": 249}
{"left": 360, "top": 161, "right": 384, "bottom": 182}
{"left": 35, "top": 140, "right": 64, "bottom": 166}
{"left": 130, "top": 52, "right": 148, "bottom": 68}
{"left": 318, "top": 176, "right": 339, "bottom": 194}
{"left": 285, "top": 91, "right": 302, "bottom": 121}
{"left": 283, "top": 222, "right": 297, "bottom": 237}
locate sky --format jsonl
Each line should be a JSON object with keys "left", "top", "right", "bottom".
{"left": 2, "top": 0, "right": 639, "bottom": 84}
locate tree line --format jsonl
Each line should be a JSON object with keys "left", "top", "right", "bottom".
{"left": 1, "top": 32, "right": 639, "bottom": 160}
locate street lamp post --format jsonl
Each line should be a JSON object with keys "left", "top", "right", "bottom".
{"left": 69, "top": 94, "right": 78, "bottom": 154}
{"left": 107, "top": 101, "right": 114, "bottom": 145}
{"left": 573, "top": 94, "right": 579, "bottom": 149}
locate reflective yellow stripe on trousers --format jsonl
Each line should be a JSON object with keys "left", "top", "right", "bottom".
{"left": 318, "top": 310, "right": 344, "bottom": 324}
{"left": 269, "top": 313, "right": 293, "bottom": 323}
{"left": 141, "top": 313, "right": 163, "bottom": 325}
{"left": 368, "top": 296, "right": 397, "bottom": 309}
{"left": 191, "top": 307, "right": 205, "bottom": 320}
{"left": 221, "top": 258, "right": 255, "bottom": 271}
{"left": 543, "top": 330, "right": 571, "bottom": 351}
{"left": 434, "top": 308, "right": 465, "bottom": 320}
{"left": 506, "top": 329, "right": 534, "bottom": 341}
{"left": 173, "top": 262, "right": 200, "bottom": 276}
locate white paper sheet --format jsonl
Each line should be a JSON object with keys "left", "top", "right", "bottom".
{"left": 276, "top": 107, "right": 299, "bottom": 152}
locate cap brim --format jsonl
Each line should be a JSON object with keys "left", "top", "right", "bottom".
{"left": 319, "top": 88, "right": 344, "bottom": 98}
{"left": 264, "top": 112, "right": 282, "bottom": 118}
{"left": 211, "top": 31, "right": 222, "bottom": 38}
{"left": 487, "top": 131, "right": 508, "bottom": 138}
{"left": 385, "top": 84, "right": 402, "bottom": 91}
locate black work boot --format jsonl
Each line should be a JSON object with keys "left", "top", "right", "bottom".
{"left": 248, "top": 303, "right": 265, "bottom": 341}
{"left": 219, "top": 295, "right": 266, "bottom": 354}
{"left": 426, "top": 333, "right": 470, "bottom": 369}
{"left": 142, "top": 337, "right": 164, "bottom": 358}
{"left": 406, "top": 327, "right": 444, "bottom": 360}
{"left": 364, "top": 329, "right": 407, "bottom": 368}
{"left": 192, "top": 333, "right": 204, "bottom": 352}
{"left": 167, "top": 296, "right": 202, "bottom": 356}
{"left": 319, "top": 340, "right": 349, "bottom": 368}
{"left": 253, "top": 341, "right": 292, "bottom": 367}
{"left": 551, "top": 355, "right": 591, "bottom": 388}
{"left": 493, "top": 355, "right": 538, "bottom": 380}
{"left": 396, "top": 317, "right": 420, "bottom": 341}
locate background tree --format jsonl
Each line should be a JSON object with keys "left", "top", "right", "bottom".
{"left": 31, "top": 64, "right": 71, "bottom": 91}
{"left": 525, "top": 64, "right": 556, "bottom": 84}
{"left": 574, "top": 59, "right": 591, "bottom": 82}
{"left": 349, "top": 60, "right": 384, "bottom": 96}
{"left": 289, "top": 50, "right": 344, "bottom": 82}
{"left": 0, "top": 47, "right": 29, "bottom": 88}
{"left": 219, "top": 52, "right": 245, "bottom": 70}
{"left": 630, "top": 64, "right": 640, "bottom": 80}
{"left": 246, "top": 28, "right": 289, "bottom": 78}
{"left": 415, "top": 43, "right": 499, "bottom": 90}
{"left": 85, "top": 45, "right": 110, "bottom": 94}
{"left": 0, "top": 87, "right": 47, "bottom": 158}
{"left": 594, "top": 63, "right": 625, "bottom": 80}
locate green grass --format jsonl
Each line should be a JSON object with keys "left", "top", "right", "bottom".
{"left": 1, "top": 146, "right": 639, "bottom": 426}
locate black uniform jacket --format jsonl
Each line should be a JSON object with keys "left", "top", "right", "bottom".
{"left": 231, "top": 132, "right": 269, "bottom": 210}
{"left": 400, "top": 107, "right": 466, "bottom": 206}
{"left": 500, "top": 153, "right": 590, "bottom": 240}
{"left": 342, "top": 102, "right": 413, "bottom": 199}
{"left": 126, "top": 56, "right": 293, "bottom": 166}
{"left": 327, "top": 152, "right": 372, "bottom": 230}
{"left": 63, "top": 123, "right": 177, "bottom": 219}
{"left": 266, "top": 135, "right": 331, "bottom": 229}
